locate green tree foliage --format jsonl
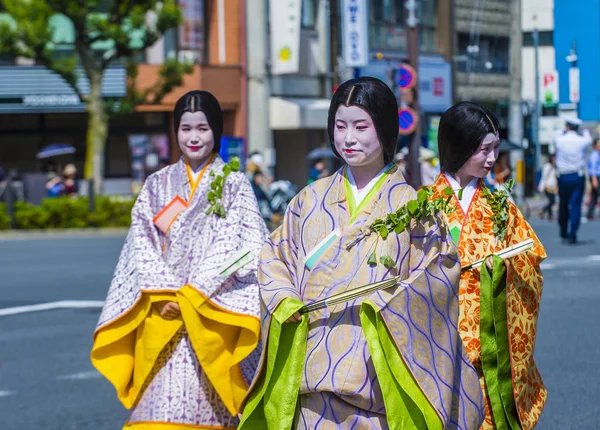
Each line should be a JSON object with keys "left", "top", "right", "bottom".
{"left": 0, "top": 0, "right": 193, "bottom": 193}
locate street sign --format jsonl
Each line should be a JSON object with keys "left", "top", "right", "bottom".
{"left": 541, "top": 70, "right": 559, "bottom": 104}
{"left": 398, "top": 107, "right": 418, "bottom": 135}
{"left": 569, "top": 67, "right": 580, "bottom": 103}
{"left": 397, "top": 64, "right": 417, "bottom": 90}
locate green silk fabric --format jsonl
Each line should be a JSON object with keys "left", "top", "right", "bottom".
{"left": 239, "top": 298, "right": 308, "bottom": 430}
{"left": 480, "top": 256, "right": 521, "bottom": 430}
{"left": 360, "top": 301, "right": 442, "bottom": 430}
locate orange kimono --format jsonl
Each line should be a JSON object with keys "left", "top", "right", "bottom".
{"left": 430, "top": 174, "right": 547, "bottom": 429}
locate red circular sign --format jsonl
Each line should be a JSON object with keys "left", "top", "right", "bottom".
{"left": 397, "top": 64, "right": 417, "bottom": 90}
{"left": 398, "top": 107, "right": 418, "bottom": 135}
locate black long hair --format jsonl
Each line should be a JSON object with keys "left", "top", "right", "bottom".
{"left": 173, "top": 90, "right": 224, "bottom": 153}
{"left": 327, "top": 77, "right": 399, "bottom": 165}
{"left": 438, "top": 101, "right": 500, "bottom": 174}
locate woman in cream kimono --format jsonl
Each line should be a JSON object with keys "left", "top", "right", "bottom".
{"left": 91, "top": 90, "right": 268, "bottom": 430}
{"left": 240, "top": 77, "right": 485, "bottom": 429}
{"left": 429, "top": 102, "right": 547, "bottom": 429}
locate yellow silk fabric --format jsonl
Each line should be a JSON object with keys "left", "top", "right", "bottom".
{"left": 91, "top": 285, "right": 260, "bottom": 417}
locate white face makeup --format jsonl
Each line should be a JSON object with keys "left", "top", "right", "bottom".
{"left": 333, "top": 105, "right": 384, "bottom": 169}
{"left": 177, "top": 111, "right": 215, "bottom": 169}
{"left": 458, "top": 133, "right": 501, "bottom": 179}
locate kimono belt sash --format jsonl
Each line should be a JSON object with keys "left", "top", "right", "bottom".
{"left": 480, "top": 256, "right": 521, "bottom": 430}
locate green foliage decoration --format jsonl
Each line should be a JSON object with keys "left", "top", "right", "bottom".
{"left": 205, "top": 158, "right": 241, "bottom": 218}
{"left": 481, "top": 179, "right": 515, "bottom": 242}
{"left": 363, "top": 186, "right": 456, "bottom": 268}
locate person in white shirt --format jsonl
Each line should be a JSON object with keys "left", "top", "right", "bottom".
{"left": 538, "top": 154, "right": 558, "bottom": 220}
{"left": 553, "top": 118, "right": 593, "bottom": 244}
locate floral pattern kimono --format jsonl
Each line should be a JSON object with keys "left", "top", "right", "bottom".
{"left": 92, "top": 155, "right": 268, "bottom": 430}
{"left": 430, "top": 173, "right": 547, "bottom": 430}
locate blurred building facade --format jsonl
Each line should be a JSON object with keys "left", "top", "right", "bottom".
{"left": 246, "top": 0, "right": 332, "bottom": 187}
{"left": 0, "top": 0, "right": 247, "bottom": 194}
{"left": 453, "top": 0, "right": 516, "bottom": 140}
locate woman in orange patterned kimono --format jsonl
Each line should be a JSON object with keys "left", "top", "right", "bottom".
{"left": 429, "top": 102, "right": 547, "bottom": 429}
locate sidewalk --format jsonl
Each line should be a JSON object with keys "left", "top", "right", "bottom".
{"left": 0, "top": 227, "right": 129, "bottom": 241}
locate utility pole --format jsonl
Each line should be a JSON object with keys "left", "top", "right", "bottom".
{"left": 508, "top": 0, "right": 524, "bottom": 202}
{"left": 567, "top": 40, "right": 580, "bottom": 118}
{"left": 406, "top": 0, "right": 421, "bottom": 188}
{"left": 329, "top": 0, "right": 340, "bottom": 88}
{"left": 533, "top": 26, "right": 541, "bottom": 180}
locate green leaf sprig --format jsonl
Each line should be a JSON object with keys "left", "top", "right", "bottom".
{"left": 480, "top": 179, "right": 514, "bottom": 242}
{"left": 362, "top": 186, "right": 456, "bottom": 268}
{"left": 205, "top": 157, "right": 241, "bottom": 218}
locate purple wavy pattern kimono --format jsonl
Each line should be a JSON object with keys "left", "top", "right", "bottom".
{"left": 93, "top": 156, "right": 268, "bottom": 428}
{"left": 254, "top": 167, "right": 485, "bottom": 429}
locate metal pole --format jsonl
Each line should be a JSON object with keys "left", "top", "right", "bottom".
{"left": 406, "top": 0, "right": 421, "bottom": 188}
{"left": 88, "top": 178, "right": 95, "bottom": 213}
{"left": 533, "top": 27, "right": 541, "bottom": 178}
{"left": 329, "top": 0, "right": 340, "bottom": 88}
{"left": 571, "top": 40, "right": 580, "bottom": 118}
{"left": 6, "top": 175, "right": 14, "bottom": 229}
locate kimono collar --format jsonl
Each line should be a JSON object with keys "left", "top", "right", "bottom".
{"left": 442, "top": 172, "right": 482, "bottom": 214}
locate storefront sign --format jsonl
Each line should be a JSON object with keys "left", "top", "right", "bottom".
{"left": 0, "top": 65, "right": 126, "bottom": 114}
{"left": 270, "top": 0, "right": 301, "bottom": 74}
{"left": 418, "top": 62, "right": 452, "bottom": 113}
{"left": 342, "top": 0, "right": 369, "bottom": 67}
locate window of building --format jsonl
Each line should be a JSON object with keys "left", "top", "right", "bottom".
{"left": 302, "top": 0, "right": 318, "bottom": 28}
{"left": 419, "top": 0, "right": 437, "bottom": 53}
{"left": 522, "top": 31, "right": 553, "bottom": 47}
{"left": 457, "top": 33, "right": 510, "bottom": 74}
{"left": 369, "top": 0, "right": 407, "bottom": 51}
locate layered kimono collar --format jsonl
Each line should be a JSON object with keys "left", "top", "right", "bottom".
{"left": 345, "top": 163, "right": 394, "bottom": 206}
{"left": 443, "top": 172, "right": 479, "bottom": 213}
{"left": 325, "top": 164, "right": 400, "bottom": 206}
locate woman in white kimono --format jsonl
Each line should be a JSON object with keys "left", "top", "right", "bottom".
{"left": 91, "top": 90, "right": 268, "bottom": 430}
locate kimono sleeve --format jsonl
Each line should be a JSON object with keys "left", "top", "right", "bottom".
{"left": 360, "top": 213, "right": 485, "bottom": 430}
{"left": 258, "top": 192, "right": 304, "bottom": 314}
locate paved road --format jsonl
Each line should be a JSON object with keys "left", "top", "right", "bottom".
{"left": 0, "top": 219, "right": 598, "bottom": 429}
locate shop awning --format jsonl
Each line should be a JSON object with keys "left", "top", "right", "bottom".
{"left": 269, "top": 97, "right": 330, "bottom": 130}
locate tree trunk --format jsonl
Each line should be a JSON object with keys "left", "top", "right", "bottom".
{"left": 84, "top": 70, "right": 108, "bottom": 195}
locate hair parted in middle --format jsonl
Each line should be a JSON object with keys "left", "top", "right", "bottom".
{"left": 173, "top": 90, "right": 224, "bottom": 153}
{"left": 327, "top": 76, "right": 399, "bottom": 165}
{"left": 437, "top": 101, "right": 500, "bottom": 174}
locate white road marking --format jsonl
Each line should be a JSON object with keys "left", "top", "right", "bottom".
{"left": 0, "top": 300, "right": 104, "bottom": 317}
{"left": 59, "top": 371, "right": 102, "bottom": 380}
{"left": 540, "top": 263, "right": 556, "bottom": 270}
{"left": 0, "top": 390, "right": 15, "bottom": 398}
{"left": 586, "top": 255, "right": 600, "bottom": 262}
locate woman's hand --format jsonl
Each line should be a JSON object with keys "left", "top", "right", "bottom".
{"left": 154, "top": 301, "right": 181, "bottom": 320}
{"left": 485, "top": 258, "right": 494, "bottom": 273}
{"left": 284, "top": 312, "right": 302, "bottom": 323}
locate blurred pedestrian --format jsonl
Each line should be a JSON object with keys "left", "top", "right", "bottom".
{"left": 62, "top": 164, "right": 79, "bottom": 198}
{"left": 586, "top": 139, "right": 600, "bottom": 220}
{"left": 538, "top": 154, "right": 558, "bottom": 220}
{"left": 250, "top": 170, "right": 274, "bottom": 221}
{"left": 44, "top": 160, "right": 64, "bottom": 197}
{"left": 494, "top": 152, "right": 512, "bottom": 189}
{"left": 554, "top": 117, "right": 593, "bottom": 244}
{"left": 420, "top": 153, "right": 438, "bottom": 186}
{"left": 307, "top": 158, "right": 329, "bottom": 184}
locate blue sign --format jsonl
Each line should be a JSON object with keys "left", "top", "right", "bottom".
{"left": 397, "top": 64, "right": 417, "bottom": 90}
{"left": 398, "top": 107, "right": 417, "bottom": 135}
{"left": 219, "top": 136, "right": 246, "bottom": 169}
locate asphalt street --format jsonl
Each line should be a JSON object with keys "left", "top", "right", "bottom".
{"left": 0, "top": 219, "right": 598, "bottom": 429}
